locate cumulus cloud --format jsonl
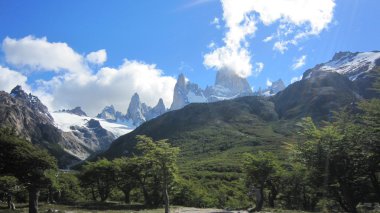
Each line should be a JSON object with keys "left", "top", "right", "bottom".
{"left": 86, "top": 49, "right": 107, "bottom": 65}
{"left": 2, "top": 36, "right": 176, "bottom": 116}
{"left": 0, "top": 66, "right": 29, "bottom": 93}
{"left": 3, "top": 36, "right": 89, "bottom": 76}
{"left": 204, "top": 45, "right": 253, "bottom": 78}
{"left": 291, "top": 75, "right": 303, "bottom": 84}
{"left": 292, "top": 55, "right": 307, "bottom": 70}
{"left": 204, "top": 0, "right": 335, "bottom": 76}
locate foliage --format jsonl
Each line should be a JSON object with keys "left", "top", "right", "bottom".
{"left": 112, "top": 157, "right": 139, "bottom": 203}
{"left": 57, "top": 172, "right": 85, "bottom": 203}
{"left": 0, "top": 176, "right": 19, "bottom": 194}
{"left": 0, "top": 129, "right": 58, "bottom": 186}
{"left": 294, "top": 113, "right": 377, "bottom": 212}
{"left": 243, "top": 151, "right": 282, "bottom": 211}
{"left": 80, "top": 158, "right": 116, "bottom": 202}
{"left": 135, "top": 135, "right": 180, "bottom": 212}
{"left": 0, "top": 128, "right": 58, "bottom": 213}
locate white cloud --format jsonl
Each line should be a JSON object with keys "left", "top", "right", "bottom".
{"left": 263, "top": 36, "right": 273, "bottom": 42}
{"left": 211, "top": 17, "right": 221, "bottom": 29}
{"left": 3, "top": 36, "right": 90, "bottom": 76}
{"left": 253, "top": 62, "right": 264, "bottom": 75}
{"left": 86, "top": 49, "right": 107, "bottom": 65}
{"left": 266, "top": 79, "right": 272, "bottom": 87}
{"left": 43, "top": 59, "right": 176, "bottom": 115}
{"left": 0, "top": 66, "right": 29, "bottom": 93}
{"left": 204, "top": 45, "right": 253, "bottom": 78}
{"left": 292, "top": 55, "right": 307, "bottom": 70}
{"left": 2, "top": 36, "right": 176, "bottom": 116}
{"left": 273, "top": 41, "right": 288, "bottom": 53}
{"left": 204, "top": 0, "right": 335, "bottom": 76}
{"left": 291, "top": 75, "right": 303, "bottom": 83}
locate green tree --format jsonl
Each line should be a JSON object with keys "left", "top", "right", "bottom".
{"left": 0, "top": 129, "right": 57, "bottom": 213}
{"left": 135, "top": 135, "right": 180, "bottom": 213}
{"left": 45, "top": 171, "right": 84, "bottom": 204}
{"left": 57, "top": 172, "right": 84, "bottom": 203}
{"left": 80, "top": 158, "right": 116, "bottom": 202}
{"left": 45, "top": 170, "right": 60, "bottom": 204}
{"left": 296, "top": 117, "right": 371, "bottom": 213}
{"left": 112, "top": 157, "right": 139, "bottom": 204}
{"left": 243, "top": 151, "right": 281, "bottom": 211}
{"left": 358, "top": 99, "right": 380, "bottom": 201}
{"left": 0, "top": 175, "right": 20, "bottom": 209}
{"left": 276, "top": 162, "right": 319, "bottom": 211}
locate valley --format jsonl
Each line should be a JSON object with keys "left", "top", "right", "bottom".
{"left": 1, "top": 1, "right": 380, "bottom": 212}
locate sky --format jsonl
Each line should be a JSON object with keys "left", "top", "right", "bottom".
{"left": 0, "top": 0, "right": 379, "bottom": 115}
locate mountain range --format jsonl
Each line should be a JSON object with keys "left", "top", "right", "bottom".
{"left": 95, "top": 69, "right": 262, "bottom": 126}
{"left": 100, "top": 50, "right": 380, "bottom": 160}
{"left": 0, "top": 51, "right": 379, "bottom": 168}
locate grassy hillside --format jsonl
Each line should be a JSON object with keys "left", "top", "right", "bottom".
{"left": 98, "top": 97, "right": 296, "bottom": 207}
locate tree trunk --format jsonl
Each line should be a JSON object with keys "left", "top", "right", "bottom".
{"left": 138, "top": 177, "right": 151, "bottom": 206}
{"left": 99, "top": 190, "right": 108, "bottom": 202}
{"left": 91, "top": 187, "right": 97, "bottom": 201}
{"left": 268, "top": 191, "right": 274, "bottom": 208}
{"left": 122, "top": 188, "right": 131, "bottom": 204}
{"left": 28, "top": 186, "right": 40, "bottom": 213}
{"left": 164, "top": 186, "right": 170, "bottom": 213}
{"left": 163, "top": 171, "right": 170, "bottom": 213}
{"left": 267, "top": 181, "right": 277, "bottom": 208}
{"left": 152, "top": 176, "right": 161, "bottom": 207}
{"left": 369, "top": 172, "right": 380, "bottom": 202}
{"left": 252, "top": 187, "right": 264, "bottom": 212}
{"left": 48, "top": 186, "right": 55, "bottom": 204}
{"left": 7, "top": 191, "right": 16, "bottom": 210}
{"left": 141, "top": 185, "right": 151, "bottom": 206}
{"left": 7, "top": 192, "right": 11, "bottom": 209}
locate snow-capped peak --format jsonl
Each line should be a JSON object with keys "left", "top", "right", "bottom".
{"left": 304, "top": 51, "right": 380, "bottom": 81}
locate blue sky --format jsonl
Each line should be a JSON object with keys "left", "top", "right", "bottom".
{"left": 0, "top": 0, "right": 379, "bottom": 114}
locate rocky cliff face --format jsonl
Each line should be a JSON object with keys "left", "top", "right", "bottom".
{"left": 59, "top": 106, "right": 87, "bottom": 116}
{"left": 170, "top": 74, "right": 206, "bottom": 110}
{"left": 257, "top": 79, "right": 286, "bottom": 96}
{"left": 0, "top": 86, "right": 128, "bottom": 165}
{"left": 52, "top": 110, "right": 133, "bottom": 160}
{"left": 97, "top": 93, "right": 169, "bottom": 127}
{"left": 124, "top": 93, "right": 168, "bottom": 126}
{"left": 145, "top": 98, "right": 166, "bottom": 120}
{"left": 205, "top": 71, "right": 253, "bottom": 102}
{"left": 69, "top": 119, "right": 115, "bottom": 152}
{"left": 303, "top": 51, "right": 380, "bottom": 80}
{"left": 125, "top": 93, "right": 147, "bottom": 126}
{"left": 170, "top": 71, "right": 253, "bottom": 110}
{"left": 302, "top": 51, "right": 380, "bottom": 99}
{"left": 10, "top": 85, "right": 53, "bottom": 122}
{"left": 96, "top": 105, "right": 124, "bottom": 122}
{"left": 0, "top": 86, "right": 80, "bottom": 167}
